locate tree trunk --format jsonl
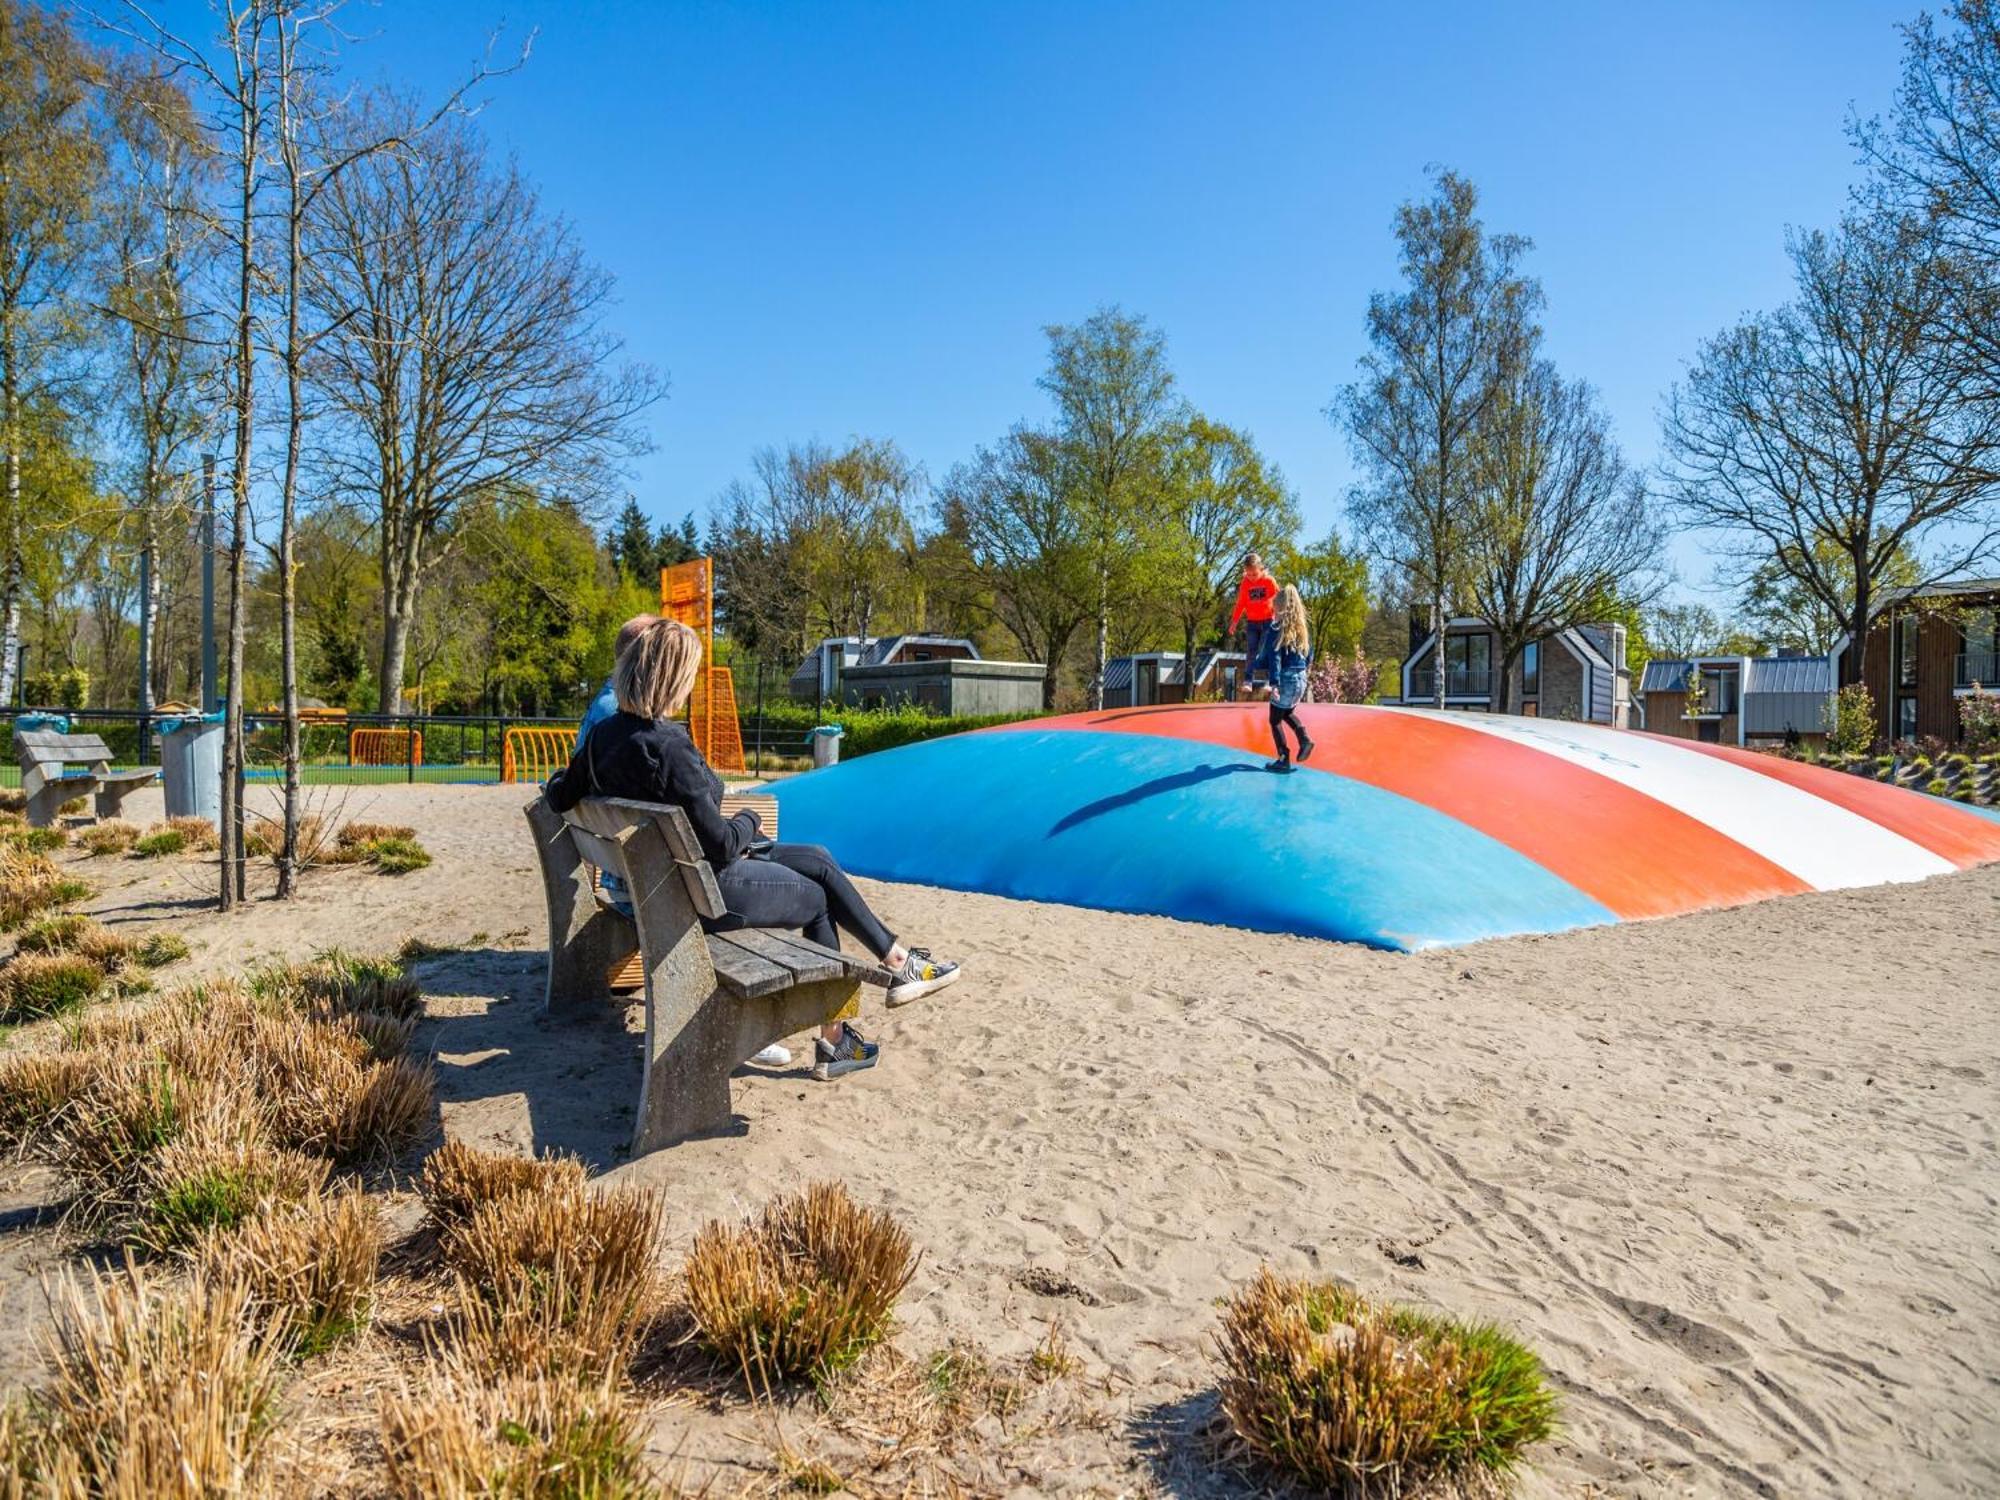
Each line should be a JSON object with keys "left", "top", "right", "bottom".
{"left": 137, "top": 480, "right": 159, "bottom": 716}
{"left": 1844, "top": 560, "right": 1871, "bottom": 690}
{"left": 1090, "top": 572, "right": 1108, "bottom": 711}
{"left": 276, "top": 169, "right": 304, "bottom": 899}
{"left": 0, "top": 306, "right": 19, "bottom": 708}
{"left": 1182, "top": 621, "right": 1198, "bottom": 704}
{"left": 1431, "top": 590, "right": 1446, "bottom": 711}
{"left": 377, "top": 528, "right": 423, "bottom": 713}
{"left": 221, "top": 86, "right": 257, "bottom": 913}
{"left": 1493, "top": 640, "right": 1515, "bottom": 714}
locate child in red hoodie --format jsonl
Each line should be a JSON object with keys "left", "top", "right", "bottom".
{"left": 1230, "top": 553, "right": 1280, "bottom": 696}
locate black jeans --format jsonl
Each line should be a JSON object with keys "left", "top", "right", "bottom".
{"left": 713, "top": 843, "right": 896, "bottom": 959}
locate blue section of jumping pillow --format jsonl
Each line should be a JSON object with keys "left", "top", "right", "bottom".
{"left": 770, "top": 728, "right": 1615, "bottom": 951}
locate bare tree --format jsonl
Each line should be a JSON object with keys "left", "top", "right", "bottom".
{"left": 1643, "top": 601, "right": 1723, "bottom": 661}
{"left": 938, "top": 425, "right": 1093, "bottom": 708}
{"left": 306, "top": 100, "right": 662, "bottom": 713}
{"left": 1662, "top": 214, "right": 2000, "bottom": 684}
{"left": 1335, "top": 170, "right": 1539, "bottom": 710}
{"left": 1467, "top": 361, "right": 1659, "bottom": 710}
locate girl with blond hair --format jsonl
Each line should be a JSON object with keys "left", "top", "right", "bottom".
{"left": 1254, "top": 584, "right": 1315, "bottom": 773}
{"left": 547, "top": 618, "right": 961, "bottom": 1080}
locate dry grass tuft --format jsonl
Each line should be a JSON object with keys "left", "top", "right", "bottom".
{"left": 4, "top": 1260, "right": 286, "bottom": 1497}
{"left": 138, "top": 1129, "right": 330, "bottom": 1251}
{"left": 15, "top": 915, "right": 188, "bottom": 976}
{"left": 447, "top": 1179, "right": 663, "bottom": 1381}
{"left": 340, "top": 821, "right": 416, "bottom": 846}
{"left": 417, "top": 1139, "right": 588, "bottom": 1232}
{"left": 0, "top": 823, "right": 68, "bottom": 854}
{"left": 75, "top": 819, "right": 140, "bottom": 857}
{"left": 130, "top": 826, "right": 189, "bottom": 859}
{"left": 380, "top": 1361, "right": 656, "bottom": 1500}
{"left": 0, "top": 1050, "right": 98, "bottom": 1148}
{"left": 165, "top": 815, "right": 221, "bottom": 851}
{"left": 200, "top": 1190, "right": 383, "bottom": 1356}
{"left": 0, "top": 848, "right": 91, "bottom": 931}
{"left": 0, "top": 953, "right": 106, "bottom": 1023}
{"left": 1215, "top": 1267, "right": 1557, "bottom": 1498}
{"left": 683, "top": 1181, "right": 918, "bottom": 1386}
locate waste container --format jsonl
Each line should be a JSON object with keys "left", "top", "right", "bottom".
{"left": 157, "top": 712, "right": 225, "bottom": 823}
{"left": 810, "top": 724, "right": 844, "bottom": 769}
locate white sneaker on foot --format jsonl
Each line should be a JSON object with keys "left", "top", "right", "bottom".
{"left": 886, "top": 947, "right": 961, "bottom": 1008}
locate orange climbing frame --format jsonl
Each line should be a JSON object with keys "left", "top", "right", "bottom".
{"left": 501, "top": 726, "right": 580, "bottom": 784}
{"left": 661, "top": 557, "right": 746, "bottom": 774}
{"left": 349, "top": 727, "right": 422, "bottom": 767}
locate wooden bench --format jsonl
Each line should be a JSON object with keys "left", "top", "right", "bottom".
{"left": 16, "top": 729, "right": 160, "bottom": 828}
{"left": 525, "top": 793, "right": 889, "bottom": 1154}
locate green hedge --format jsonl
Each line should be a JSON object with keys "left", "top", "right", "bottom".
{"left": 743, "top": 702, "right": 1047, "bottom": 759}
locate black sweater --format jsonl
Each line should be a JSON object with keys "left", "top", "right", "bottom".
{"left": 545, "top": 711, "right": 762, "bottom": 870}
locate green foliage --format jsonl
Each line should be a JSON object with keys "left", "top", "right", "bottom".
{"left": 0, "top": 954, "right": 105, "bottom": 1022}
{"left": 1279, "top": 527, "right": 1370, "bottom": 660}
{"left": 1961, "top": 686, "right": 2000, "bottom": 753}
{"left": 23, "top": 666, "right": 89, "bottom": 710}
{"left": 748, "top": 702, "right": 1046, "bottom": 760}
{"left": 365, "top": 836, "right": 432, "bottom": 875}
{"left": 2, "top": 825, "right": 68, "bottom": 854}
{"left": 1828, "top": 682, "right": 1878, "bottom": 757}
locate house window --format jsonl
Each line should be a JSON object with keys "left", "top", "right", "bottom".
{"left": 1962, "top": 611, "right": 1999, "bottom": 689}
{"left": 1897, "top": 695, "right": 1918, "bottom": 740}
{"left": 1698, "top": 667, "right": 1739, "bottom": 715}
{"left": 1895, "top": 613, "right": 1918, "bottom": 690}
{"left": 1521, "top": 642, "right": 1540, "bottom": 698}
{"left": 1135, "top": 659, "right": 1159, "bottom": 707}
{"left": 1442, "top": 634, "right": 1491, "bottom": 694}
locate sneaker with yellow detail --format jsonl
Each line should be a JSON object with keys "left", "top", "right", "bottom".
{"left": 886, "top": 947, "right": 960, "bottom": 1008}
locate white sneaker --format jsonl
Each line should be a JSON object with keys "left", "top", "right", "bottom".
{"left": 751, "top": 1042, "right": 792, "bottom": 1067}
{"left": 886, "top": 948, "right": 961, "bottom": 1008}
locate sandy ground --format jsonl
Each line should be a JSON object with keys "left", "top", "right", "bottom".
{"left": 3, "top": 779, "right": 1997, "bottom": 1497}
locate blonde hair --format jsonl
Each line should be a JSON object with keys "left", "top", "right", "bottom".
{"left": 1275, "top": 584, "right": 1309, "bottom": 654}
{"left": 614, "top": 618, "right": 703, "bottom": 721}
{"left": 613, "top": 613, "right": 659, "bottom": 657}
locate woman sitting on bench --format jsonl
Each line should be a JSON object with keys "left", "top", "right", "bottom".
{"left": 545, "top": 617, "right": 961, "bottom": 1081}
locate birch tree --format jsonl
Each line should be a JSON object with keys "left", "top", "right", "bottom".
{"left": 1335, "top": 170, "right": 1538, "bottom": 710}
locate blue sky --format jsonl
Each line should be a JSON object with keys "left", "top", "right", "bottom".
{"left": 179, "top": 1, "right": 1912, "bottom": 606}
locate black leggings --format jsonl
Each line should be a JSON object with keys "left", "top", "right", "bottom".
{"left": 713, "top": 842, "right": 896, "bottom": 959}
{"left": 1269, "top": 702, "right": 1307, "bottom": 759}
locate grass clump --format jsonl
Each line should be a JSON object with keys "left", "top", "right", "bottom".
{"left": 418, "top": 1138, "right": 588, "bottom": 1233}
{"left": 684, "top": 1181, "right": 918, "bottom": 1386}
{"left": 0, "top": 848, "right": 91, "bottom": 930}
{"left": 3, "top": 1261, "right": 286, "bottom": 1497}
{"left": 75, "top": 819, "right": 139, "bottom": 857}
{"left": 1, "top": 823, "right": 69, "bottom": 854}
{"left": 200, "top": 1190, "right": 383, "bottom": 1355}
{"left": 134, "top": 930, "right": 190, "bottom": 968}
{"left": 138, "top": 1130, "right": 330, "bottom": 1251}
{"left": 130, "top": 827, "right": 189, "bottom": 859}
{"left": 381, "top": 1362, "right": 655, "bottom": 1500}
{"left": 368, "top": 835, "right": 433, "bottom": 874}
{"left": 1216, "top": 1267, "right": 1556, "bottom": 1498}
{"left": 0, "top": 953, "right": 106, "bottom": 1023}
{"left": 15, "top": 914, "right": 188, "bottom": 976}
{"left": 341, "top": 821, "right": 417, "bottom": 847}
{"left": 165, "top": 815, "right": 220, "bottom": 851}
{"left": 447, "top": 1177, "right": 664, "bottom": 1381}
{"left": 325, "top": 822, "right": 433, "bottom": 875}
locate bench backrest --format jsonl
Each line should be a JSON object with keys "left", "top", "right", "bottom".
{"left": 16, "top": 730, "right": 115, "bottom": 768}
{"left": 562, "top": 797, "right": 726, "bottom": 919}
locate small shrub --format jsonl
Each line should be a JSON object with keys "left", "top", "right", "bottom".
{"left": 1216, "top": 1268, "right": 1557, "bottom": 1497}
{"left": 76, "top": 819, "right": 139, "bottom": 857}
{"left": 130, "top": 827, "right": 188, "bottom": 859}
{"left": 139, "top": 1134, "right": 330, "bottom": 1252}
{"left": 1, "top": 824, "right": 69, "bottom": 854}
{"left": 381, "top": 1363, "right": 653, "bottom": 1500}
{"left": 134, "top": 931, "right": 190, "bottom": 969}
{"left": 1927, "top": 777, "right": 1950, "bottom": 796}
{"left": 0, "top": 953, "right": 106, "bottom": 1022}
{"left": 15, "top": 911, "right": 93, "bottom": 953}
{"left": 0, "top": 848, "right": 91, "bottom": 930}
{"left": 13, "top": 1261, "right": 286, "bottom": 1496}
{"left": 340, "top": 821, "right": 416, "bottom": 847}
{"left": 165, "top": 816, "right": 220, "bottom": 852}
{"left": 448, "top": 1179, "right": 663, "bottom": 1380}
{"left": 683, "top": 1181, "right": 918, "bottom": 1385}
{"left": 418, "top": 1139, "right": 588, "bottom": 1232}
{"left": 367, "top": 835, "right": 432, "bottom": 875}
{"left": 201, "top": 1190, "right": 382, "bottom": 1355}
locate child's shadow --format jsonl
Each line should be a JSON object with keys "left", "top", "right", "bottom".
{"left": 1047, "top": 761, "right": 1265, "bottom": 837}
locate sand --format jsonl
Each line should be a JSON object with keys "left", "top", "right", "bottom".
{"left": 3, "top": 779, "right": 1997, "bottom": 1497}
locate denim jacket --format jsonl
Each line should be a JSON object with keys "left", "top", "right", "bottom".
{"left": 1254, "top": 636, "right": 1311, "bottom": 683}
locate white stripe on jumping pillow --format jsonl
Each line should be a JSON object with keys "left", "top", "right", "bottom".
{"left": 1374, "top": 707, "right": 1953, "bottom": 891}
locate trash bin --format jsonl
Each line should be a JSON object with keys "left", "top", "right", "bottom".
{"left": 157, "top": 712, "right": 225, "bottom": 823}
{"left": 810, "top": 724, "right": 844, "bottom": 769}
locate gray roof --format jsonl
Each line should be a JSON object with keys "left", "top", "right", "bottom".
{"left": 1744, "top": 656, "right": 1835, "bottom": 694}
{"left": 1639, "top": 655, "right": 1834, "bottom": 697}
{"left": 861, "top": 634, "right": 977, "bottom": 666}
{"left": 1639, "top": 659, "right": 1697, "bottom": 695}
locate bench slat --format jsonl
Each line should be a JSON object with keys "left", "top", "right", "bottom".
{"left": 734, "top": 926, "right": 892, "bottom": 986}
{"left": 566, "top": 797, "right": 728, "bottom": 920}
{"left": 97, "top": 770, "right": 157, "bottom": 785}
{"left": 714, "top": 926, "right": 846, "bottom": 985}
{"left": 704, "top": 933, "right": 794, "bottom": 998}
{"left": 16, "top": 734, "right": 115, "bottom": 762}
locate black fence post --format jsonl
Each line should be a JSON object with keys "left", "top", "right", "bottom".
{"left": 753, "top": 659, "right": 765, "bottom": 778}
